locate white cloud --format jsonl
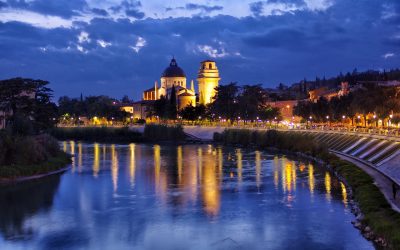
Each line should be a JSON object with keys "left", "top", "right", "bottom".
{"left": 97, "top": 40, "right": 112, "bottom": 48}
{"left": 78, "top": 31, "right": 91, "bottom": 43}
{"left": 197, "top": 45, "right": 229, "bottom": 58}
{"left": 130, "top": 36, "right": 146, "bottom": 53}
{"left": 383, "top": 53, "right": 395, "bottom": 59}
{"left": 76, "top": 45, "right": 87, "bottom": 53}
{"left": 0, "top": 9, "right": 73, "bottom": 29}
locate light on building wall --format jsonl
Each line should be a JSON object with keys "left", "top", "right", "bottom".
{"left": 390, "top": 114, "right": 393, "bottom": 119}
{"left": 309, "top": 116, "right": 312, "bottom": 120}
{"left": 256, "top": 117, "right": 259, "bottom": 120}
{"left": 357, "top": 115, "right": 361, "bottom": 119}
{"left": 373, "top": 115, "right": 376, "bottom": 119}
{"left": 342, "top": 115, "right": 346, "bottom": 119}
{"left": 286, "top": 105, "right": 290, "bottom": 109}
{"left": 238, "top": 116, "right": 241, "bottom": 120}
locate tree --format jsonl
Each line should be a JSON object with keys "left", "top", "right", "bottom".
{"left": 179, "top": 104, "right": 207, "bottom": 121}
{"left": 237, "top": 84, "right": 269, "bottom": 122}
{"left": 0, "top": 78, "right": 58, "bottom": 132}
{"left": 121, "top": 95, "right": 131, "bottom": 103}
{"left": 209, "top": 82, "right": 239, "bottom": 123}
{"left": 168, "top": 85, "right": 177, "bottom": 119}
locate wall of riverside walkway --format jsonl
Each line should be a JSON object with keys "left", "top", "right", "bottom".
{"left": 182, "top": 126, "right": 400, "bottom": 185}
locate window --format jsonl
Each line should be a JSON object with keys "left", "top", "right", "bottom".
{"left": 209, "top": 63, "right": 212, "bottom": 69}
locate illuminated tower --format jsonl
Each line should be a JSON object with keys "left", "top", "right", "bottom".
{"left": 197, "top": 60, "right": 220, "bottom": 105}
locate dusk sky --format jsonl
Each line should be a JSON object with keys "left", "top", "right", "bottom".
{"left": 0, "top": 0, "right": 399, "bottom": 100}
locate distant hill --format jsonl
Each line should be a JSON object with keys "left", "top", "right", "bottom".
{"left": 267, "top": 68, "right": 400, "bottom": 101}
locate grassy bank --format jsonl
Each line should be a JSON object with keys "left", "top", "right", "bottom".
{"left": 50, "top": 124, "right": 186, "bottom": 143}
{"left": 0, "top": 132, "right": 71, "bottom": 179}
{"left": 0, "top": 152, "right": 70, "bottom": 179}
{"left": 214, "top": 129, "right": 400, "bottom": 248}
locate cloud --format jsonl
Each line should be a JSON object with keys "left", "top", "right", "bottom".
{"left": 91, "top": 8, "right": 108, "bottom": 16}
{"left": 0, "top": 1, "right": 7, "bottom": 8}
{"left": 78, "top": 31, "right": 90, "bottom": 43}
{"left": 4, "top": 0, "right": 88, "bottom": 18}
{"left": 185, "top": 3, "right": 223, "bottom": 12}
{"left": 197, "top": 44, "right": 229, "bottom": 58}
{"left": 110, "top": 0, "right": 145, "bottom": 19}
{"left": 383, "top": 53, "right": 395, "bottom": 59}
{"left": 130, "top": 36, "right": 146, "bottom": 53}
{"left": 97, "top": 39, "right": 111, "bottom": 48}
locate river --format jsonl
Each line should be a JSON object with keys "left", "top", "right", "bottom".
{"left": 0, "top": 142, "right": 373, "bottom": 250}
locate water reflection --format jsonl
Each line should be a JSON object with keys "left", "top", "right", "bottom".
{"left": 0, "top": 174, "right": 61, "bottom": 240}
{"left": 1, "top": 142, "right": 372, "bottom": 249}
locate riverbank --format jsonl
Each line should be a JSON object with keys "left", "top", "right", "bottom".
{"left": 0, "top": 152, "right": 71, "bottom": 183}
{"left": 50, "top": 124, "right": 186, "bottom": 143}
{"left": 213, "top": 129, "right": 400, "bottom": 249}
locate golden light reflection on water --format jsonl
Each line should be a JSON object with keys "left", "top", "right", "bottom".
{"left": 78, "top": 143, "right": 82, "bottom": 172}
{"left": 111, "top": 144, "right": 118, "bottom": 192}
{"left": 341, "top": 182, "right": 347, "bottom": 206}
{"left": 255, "top": 151, "right": 261, "bottom": 188}
{"left": 64, "top": 142, "right": 347, "bottom": 217}
{"left": 236, "top": 149, "right": 242, "bottom": 183}
{"left": 325, "top": 172, "right": 332, "bottom": 202}
{"left": 273, "top": 156, "right": 279, "bottom": 189}
{"left": 154, "top": 145, "right": 167, "bottom": 202}
{"left": 129, "top": 144, "right": 136, "bottom": 186}
{"left": 70, "top": 141, "right": 75, "bottom": 172}
{"left": 284, "top": 162, "right": 295, "bottom": 193}
{"left": 197, "top": 148, "right": 202, "bottom": 181}
{"left": 177, "top": 146, "right": 183, "bottom": 184}
{"left": 200, "top": 146, "right": 220, "bottom": 216}
{"left": 308, "top": 164, "right": 315, "bottom": 195}
{"left": 93, "top": 143, "right": 100, "bottom": 177}
{"left": 218, "top": 147, "right": 223, "bottom": 184}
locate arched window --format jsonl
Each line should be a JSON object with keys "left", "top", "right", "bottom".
{"left": 209, "top": 63, "right": 212, "bottom": 69}
{"left": 203, "top": 64, "right": 206, "bottom": 70}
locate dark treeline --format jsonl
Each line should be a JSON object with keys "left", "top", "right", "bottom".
{"left": 293, "top": 83, "right": 400, "bottom": 126}
{"left": 58, "top": 95, "right": 129, "bottom": 121}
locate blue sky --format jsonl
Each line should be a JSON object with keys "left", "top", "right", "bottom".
{"left": 0, "top": 0, "right": 399, "bottom": 100}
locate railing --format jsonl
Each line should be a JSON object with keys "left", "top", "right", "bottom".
{"left": 57, "top": 122, "right": 400, "bottom": 138}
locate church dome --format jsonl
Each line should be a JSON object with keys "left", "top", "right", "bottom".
{"left": 162, "top": 58, "right": 186, "bottom": 78}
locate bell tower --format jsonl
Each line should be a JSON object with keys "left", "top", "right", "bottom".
{"left": 197, "top": 60, "right": 220, "bottom": 105}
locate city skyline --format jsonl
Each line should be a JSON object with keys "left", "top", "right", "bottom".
{"left": 0, "top": 0, "right": 399, "bottom": 100}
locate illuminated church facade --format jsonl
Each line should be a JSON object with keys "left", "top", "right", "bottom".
{"left": 142, "top": 58, "right": 220, "bottom": 110}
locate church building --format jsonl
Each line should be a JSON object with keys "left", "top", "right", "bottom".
{"left": 142, "top": 57, "right": 220, "bottom": 110}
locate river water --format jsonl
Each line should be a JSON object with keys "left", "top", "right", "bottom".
{"left": 0, "top": 142, "right": 373, "bottom": 250}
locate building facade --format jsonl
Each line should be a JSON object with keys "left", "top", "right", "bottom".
{"left": 197, "top": 60, "right": 220, "bottom": 105}
{"left": 140, "top": 58, "right": 220, "bottom": 110}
